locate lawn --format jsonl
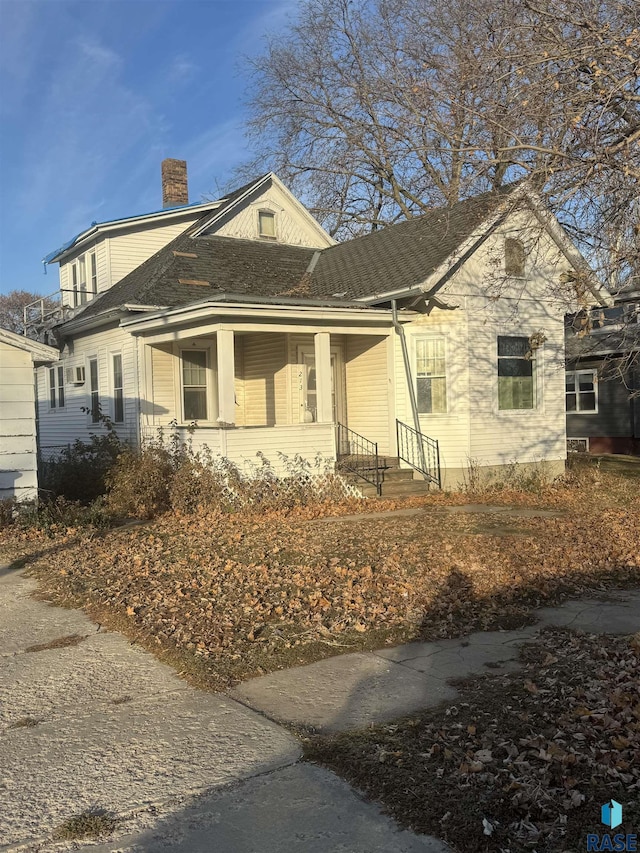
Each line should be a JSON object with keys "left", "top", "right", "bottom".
{"left": 1, "top": 459, "right": 638, "bottom": 691}
{"left": 1, "top": 460, "right": 638, "bottom": 852}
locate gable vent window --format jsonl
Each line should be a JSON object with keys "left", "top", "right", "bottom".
{"left": 258, "top": 210, "right": 276, "bottom": 239}
{"left": 505, "top": 237, "right": 525, "bottom": 277}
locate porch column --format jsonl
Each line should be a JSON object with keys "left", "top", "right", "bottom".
{"left": 217, "top": 329, "right": 235, "bottom": 426}
{"left": 314, "top": 331, "right": 332, "bottom": 423}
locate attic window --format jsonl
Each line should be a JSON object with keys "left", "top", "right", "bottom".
{"left": 258, "top": 210, "right": 276, "bottom": 239}
{"left": 505, "top": 238, "right": 526, "bottom": 277}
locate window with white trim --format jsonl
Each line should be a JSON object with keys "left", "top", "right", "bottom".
{"left": 181, "top": 350, "right": 208, "bottom": 421}
{"left": 258, "top": 210, "right": 276, "bottom": 239}
{"left": 88, "top": 357, "right": 100, "bottom": 423}
{"left": 78, "top": 256, "right": 87, "bottom": 304}
{"left": 48, "top": 366, "right": 65, "bottom": 409}
{"left": 71, "top": 263, "right": 79, "bottom": 307}
{"left": 416, "top": 338, "right": 447, "bottom": 414}
{"left": 566, "top": 369, "right": 597, "bottom": 412}
{"left": 89, "top": 251, "right": 98, "bottom": 295}
{"left": 497, "top": 336, "right": 535, "bottom": 410}
{"left": 112, "top": 354, "right": 124, "bottom": 423}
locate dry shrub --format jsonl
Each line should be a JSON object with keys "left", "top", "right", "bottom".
{"left": 106, "top": 426, "right": 358, "bottom": 519}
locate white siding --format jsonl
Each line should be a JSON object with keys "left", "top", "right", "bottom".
{"left": 345, "top": 335, "right": 391, "bottom": 454}
{"left": 389, "top": 213, "right": 569, "bottom": 483}
{"left": 208, "top": 182, "right": 331, "bottom": 249}
{"left": 0, "top": 343, "right": 38, "bottom": 500}
{"left": 139, "top": 423, "right": 336, "bottom": 476}
{"left": 108, "top": 216, "right": 202, "bottom": 286}
{"left": 57, "top": 211, "right": 206, "bottom": 303}
{"left": 36, "top": 324, "right": 139, "bottom": 457}
{"left": 243, "top": 333, "right": 289, "bottom": 426}
{"left": 394, "top": 312, "right": 472, "bottom": 473}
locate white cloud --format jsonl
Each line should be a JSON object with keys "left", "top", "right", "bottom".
{"left": 17, "top": 31, "right": 165, "bottom": 235}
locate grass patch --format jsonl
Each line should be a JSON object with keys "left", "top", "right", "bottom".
{"left": 305, "top": 628, "right": 640, "bottom": 853}
{"left": 53, "top": 809, "right": 117, "bottom": 841}
{"left": 25, "top": 633, "right": 87, "bottom": 653}
{"left": 8, "top": 716, "right": 42, "bottom": 729}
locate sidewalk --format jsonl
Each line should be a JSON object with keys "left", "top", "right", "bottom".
{"left": 0, "top": 564, "right": 447, "bottom": 853}
{"left": 2, "top": 558, "right": 638, "bottom": 852}
{"left": 231, "top": 589, "right": 640, "bottom": 732}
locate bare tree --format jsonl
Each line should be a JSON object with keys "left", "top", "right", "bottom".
{"left": 0, "top": 290, "right": 59, "bottom": 337}
{"left": 243, "top": 0, "right": 639, "bottom": 282}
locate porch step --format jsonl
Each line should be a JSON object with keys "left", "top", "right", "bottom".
{"left": 351, "top": 478, "right": 432, "bottom": 499}
{"left": 338, "top": 457, "right": 433, "bottom": 498}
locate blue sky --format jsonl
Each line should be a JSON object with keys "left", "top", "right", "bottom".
{"left": 0, "top": 0, "right": 297, "bottom": 296}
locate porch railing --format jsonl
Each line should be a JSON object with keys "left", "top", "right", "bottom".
{"left": 336, "top": 423, "right": 382, "bottom": 496}
{"left": 396, "top": 420, "right": 441, "bottom": 488}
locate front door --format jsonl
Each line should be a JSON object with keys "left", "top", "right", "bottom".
{"left": 298, "top": 345, "right": 346, "bottom": 424}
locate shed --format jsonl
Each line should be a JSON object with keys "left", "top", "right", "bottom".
{"left": 0, "top": 329, "right": 59, "bottom": 501}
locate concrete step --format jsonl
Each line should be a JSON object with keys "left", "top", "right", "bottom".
{"left": 381, "top": 468, "right": 415, "bottom": 482}
{"left": 349, "top": 478, "right": 432, "bottom": 499}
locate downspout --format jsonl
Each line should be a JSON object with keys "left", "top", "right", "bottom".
{"left": 391, "top": 299, "right": 427, "bottom": 477}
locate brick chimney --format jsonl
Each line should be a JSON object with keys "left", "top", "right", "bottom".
{"left": 161, "top": 159, "right": 188, "bottom": 207}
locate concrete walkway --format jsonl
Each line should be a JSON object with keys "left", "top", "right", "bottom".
{"left": 232, "top": 589, "right": 640, "bottom": 732}
{"left": 0, "top": 564, "right": 447, "bottom": 853}
{"left": 2, "top": 558, "right": 638, "bottom": 852}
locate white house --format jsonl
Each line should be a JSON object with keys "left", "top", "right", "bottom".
{"left": 32, "top": 163, "right": 607, "bottom": 494}
{"left": 0, "top": 329, "right": 59, "bottom": 501}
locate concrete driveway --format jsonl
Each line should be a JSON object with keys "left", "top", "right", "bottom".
{"left": 0, "top": 563, "right": 448, "bottom": 853}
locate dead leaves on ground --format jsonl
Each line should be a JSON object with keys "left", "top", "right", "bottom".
{"left": 2, "top": 474, "right": 639, "bottom": 691}
{"left": 307, "top": 629, "right": 640, "bottom": 852}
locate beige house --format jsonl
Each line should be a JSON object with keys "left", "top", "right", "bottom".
{"left": 0, "top": 329, "right": 59, "bottom": 501}
{"left": 33, "top": 165, "right": 607, "bottom": 493}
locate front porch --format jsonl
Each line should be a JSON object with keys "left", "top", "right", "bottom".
{"left": 132, "top": 316, "right": 396, "bottom": 476}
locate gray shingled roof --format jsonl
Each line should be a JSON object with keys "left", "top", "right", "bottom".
{"left": 68, "top": 182, "right": 521, "bottom": 325}
{"left": 313, "top": 183, "right": 520, "bottom": 300}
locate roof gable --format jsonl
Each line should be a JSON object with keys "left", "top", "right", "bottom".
{"left": 192, "top": 173, "right": 335, "bottom": 249}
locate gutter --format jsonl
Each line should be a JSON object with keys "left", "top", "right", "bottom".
{"left": 391, "top": 298, "right": 428, "bottom": 477}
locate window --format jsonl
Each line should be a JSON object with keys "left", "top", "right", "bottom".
{"left": 49, "top": 366, "right": 65, "bottom": 409}
{"left": 90, "top": 252, "right": 97, "bottom": 295}
{"left": 498, "top": 336, "right": 535, "bottom": 410}
{"left": 566, "top": 369, "right": 597, "bottom": 412}
{"left": 505, "top": 237, "right": 525, "bottom": 277}
{"left": 78, "top": 256, "right": 87, "bottom": 304}
{"left": 88, "top": 357, "right": 100, "bottom": 423}
{"left": 416, "top": 338, "right": 447, "bottom": 413}
{"left": 181, "top": 350, "right": 207, "bottom": 421}
{"left": 57, "top": 365, "right": 65, "bottom": 408}
{"left": 49, "top": 368, "right": 56, "bottom": 408}
{"left": 71, "top": 263, "right": 78, "bottom": 307}
{"left": 258, "top": 210, "right": 276, "bottom": 239}
{"left": 112, "top": 354, "right": 124, "bottom": 423}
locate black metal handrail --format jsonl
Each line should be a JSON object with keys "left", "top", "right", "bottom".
{"left": 396, "top": 420, "right": 441, "bottom": 488}
{"left": 336, "top": 423, "right": 382, "bottom": 496}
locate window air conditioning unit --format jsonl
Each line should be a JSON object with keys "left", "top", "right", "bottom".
{"left": 66, "top": 366, "right": 86, "bottom": 385}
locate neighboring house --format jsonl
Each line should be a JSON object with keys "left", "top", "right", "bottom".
{"left": 0, "top": 328, "right": 59, "bottom": 501}
{"left": 565, "top": 279, "right": 640, "bottom": 455}
{"left": 32, "top": 163, "right": 607, "bottom": 492}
